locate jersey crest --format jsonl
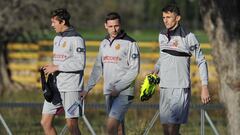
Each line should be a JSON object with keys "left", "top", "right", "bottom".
{"left": 62, "top": 41, "right": 67, "bottom": 48}
{"left": 115, "top": 44, "right": 120, "bottom": 50}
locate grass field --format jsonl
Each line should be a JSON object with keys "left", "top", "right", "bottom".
{"left": 80, "top": 30, "right": 209, "bottom": 43}
{"left": 0, "top": 89, "right": 226, "bottom": 135}
{"left": 0, "top": 106, "right": 227, "bottom": 135}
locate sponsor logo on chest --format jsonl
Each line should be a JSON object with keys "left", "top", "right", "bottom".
{"left": 103, "top": 56, "right": 121, "bottom": 63}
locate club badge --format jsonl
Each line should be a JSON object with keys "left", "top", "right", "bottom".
{"left": 115, "top": 44, "right": 120, "bottom": 50}
{"left": 172, "top": 40, "right": 178, "bottom": 48}
{"left": 62, "top": 41, "right": 67, "bottom": 48}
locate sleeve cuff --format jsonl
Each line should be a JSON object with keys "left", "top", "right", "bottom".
{"left": 201, "top": 80, "right": 208, "bottom": 85}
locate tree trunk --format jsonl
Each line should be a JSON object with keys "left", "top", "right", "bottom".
{"left": 0, "top": 42, "right": 12, "bottom": 95}
{"left": 200, "top": 0, "right": 240, "bottom": 134}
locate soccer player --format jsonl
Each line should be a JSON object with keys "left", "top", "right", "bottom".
{"left": 81, "top": 12, "right": 140, "bottom": 135}
{"left": 40, "top": 8, "right": 86, "bottom": 135}
{"left": 153, "top": 4, "right": 211, "bottom": 135}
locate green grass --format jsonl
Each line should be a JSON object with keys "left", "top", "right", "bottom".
{"left": 0, "top": 89, "right": 226, "bottom": 135}
{"left": 0, "top": 103, "right": 227, "bottom": 135}
{"left": 128, "top": 30, "right": 159, "bottom": 42}
{"left": 0, "top": 90, "right": 43, "bottom": 103}
{"left": 15, "top": 29, "right": 209, "bottom": 43}
{"left": 80, "top": 29, "right": 159, "bottom": 41}
{"left": 194, "top": 30, "right": 209, "bottom": 43}
{"left": 82, "top": 30, "right": 209, "bottom": 43}
{"left": 74, "top": 29, "right": 209, "bottom": 43}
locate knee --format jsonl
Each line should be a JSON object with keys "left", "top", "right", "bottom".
{"left": 107, "top": 118, "right": 119, "bottom": 134}
{"left": 107, "top": 123, "right": 114, "bottom": 133}
{"left": 66, "top": 118, "right": 79, "bottom": 131}
{"left": 40, "top": 118, "right": 52, "bottom": 129}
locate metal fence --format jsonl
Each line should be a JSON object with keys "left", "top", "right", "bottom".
{"left": 0, "top": 102, "right": 224, "bottom": 135}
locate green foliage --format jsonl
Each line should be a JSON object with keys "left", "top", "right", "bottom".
{"left": 0, "top": 0, "right": 204, "bottom": 43}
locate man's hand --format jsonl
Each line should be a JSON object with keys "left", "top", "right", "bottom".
{"left": 110, "top": 86, "right": 119, "bottom": 97}
{"left": 144, "top": 69, "right": 159, "bottom": 78}
{"left": 201, "top": 85, "right": 211, "bottom": 104}
{"left": 42, "top": 64, "right": 58, "bottom": 74}
{"left": 149, "top": 69, "right": 159, "bottom": 75}
{"left": 153, "top": 69, "right": 159, "bottom": 75}
{"left": 80, "top": 90, "right": 88, "bottom": 99}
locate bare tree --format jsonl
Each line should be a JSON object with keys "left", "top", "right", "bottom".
{"left": 0, "top": 0, "right": 50, "bottom": 94}
{"left": 200, "top": 0, "right": 240, "bottom": 134}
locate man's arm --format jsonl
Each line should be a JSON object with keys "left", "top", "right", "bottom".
{"left": 86, "top": 47, "right": 103, "bottom": 92}
{"left": 201, "top": 85, "right": 211, "bottom": 104}
{"left": 80, "top": 47, "right": 103, "bottom": 98}
{"left": 154, "top": 58, "right": 161, "bottom": 74}
{"left": 152, "top": 33, "right": 163, "bottom": 75}
{"left": 188, "top": 33, "right": 210, "bottom": 104}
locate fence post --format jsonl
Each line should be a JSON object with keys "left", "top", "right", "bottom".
{"left": 204, "top": 111, "right": 220, "bottom": 135}
{"left": 201, "top": 109, "right": 205, "bottom": 135}
{"left": 0, "top": 114, "right": 13, "bottom": 135}
{"left": 143, "top": 110, "right": 160, "bottom": 135}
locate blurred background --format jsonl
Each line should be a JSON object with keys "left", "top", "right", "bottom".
{"left": 0, "top": 0, "right": 239, "bottom": 134}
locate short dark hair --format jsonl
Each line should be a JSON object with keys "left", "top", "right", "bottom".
{"left": 105, "top": 12, "right": 121, "bottom": 23}
{"left": 162, "top": 4, "right": 181, "bottom": 16}
{"left": 51, "top": 8, "right": 71, "bottom": 26}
